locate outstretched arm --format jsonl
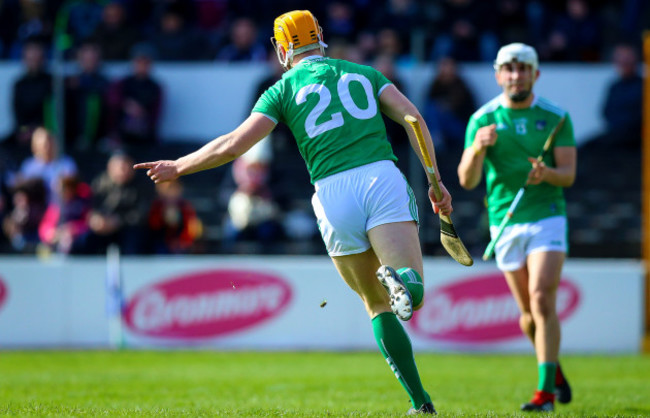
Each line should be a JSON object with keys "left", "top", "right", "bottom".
{"left": 378, "top": 84, "right": 452, "bottom": 216}
{"left": 134, "top": 113, "right": 276, "bottom": 183}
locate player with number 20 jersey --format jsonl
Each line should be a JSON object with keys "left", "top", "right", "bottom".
{"left": 134, "top": 10, "right": 453, "bottom": 414}
{"left": 253, "top": 56, "right": 397, "bottom": 183}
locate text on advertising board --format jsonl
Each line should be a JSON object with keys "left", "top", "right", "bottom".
{"left": 410, "top": 274, "right": 579, "bottom": 343}
{"left": 124, "top": 269, "right": 292, "bottom": 339}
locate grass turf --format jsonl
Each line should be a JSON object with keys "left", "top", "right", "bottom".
{"left": 0, "top": 351, "right": 648, "bottom": 417}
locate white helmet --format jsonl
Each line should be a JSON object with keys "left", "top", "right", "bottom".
{"left": 494, "top": 43, "right": 538, "bottom": 72}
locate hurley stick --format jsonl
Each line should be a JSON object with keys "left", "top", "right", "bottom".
{"left": 405, "top": 115, "right": 473, "bottom": 266}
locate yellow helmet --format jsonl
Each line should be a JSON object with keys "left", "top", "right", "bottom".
{"left": 271, "top": 10, "right": 327, "bottom": 70}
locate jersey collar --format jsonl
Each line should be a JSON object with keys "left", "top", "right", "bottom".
{"left": 296, "top": 55, "right": 327, "bottom": 66}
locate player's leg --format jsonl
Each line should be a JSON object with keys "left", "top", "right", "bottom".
{"left": 503, "top": 267, "right": 535, "bottom": 343}
{"left": 330, "top": 248, "right": 388, "bottom": 318}
{"left": 495, "top": 223, "right": 536, "bottom": 342}
{"left": 366, "top": 220, "right": 434, "bottom": 413}
{"left": 495, "top": 224, "right": 552, "bottom": 411}
{"left": 369, "top": 220, "right": 426, "bottom": 312}
{"left": 503, "top": 267, "right": 552, "bottom": 411}
{"left": 331, "top": 245, "right": 433, "bottom": 414}
{"left": 527, "top": 250, "right": 563, "bottom": 364}
{"left": 517, "top": 250, "right": 565, "bottom": 412}
{"left": 529, "top": 249, "right": 570, "bottom": 401}
{"left": 313, "top": 162, "right": 434, "bottom": 413}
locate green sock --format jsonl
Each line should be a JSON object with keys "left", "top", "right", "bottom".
{"left": 538, "top": 362, "right": 557, "bottom": 393}
{"left": 397, "top": 267, "right": 424, "bottom": 307}
{"left": 372, "top": 312, "right": 430, "bottom": 408}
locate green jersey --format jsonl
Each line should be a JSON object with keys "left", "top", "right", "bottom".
{"left": 465, "top": 95, "right": 576, "bottom": 227}
{"left": 252, "top": 57, "right": 396, "bottom": 183}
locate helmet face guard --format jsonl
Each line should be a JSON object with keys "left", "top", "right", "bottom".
{"left": 270, "top": 10, "right": 327, "bottom": 70}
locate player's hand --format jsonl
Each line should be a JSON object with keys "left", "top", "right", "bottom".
{"left": 429, "top": 181, "right": 453, "bottom": 216}
{"left": 527, "top": 157, "right": 548, "bottom": 185}
{"left": 133, "top": 160, "right": 179, "bottom": 184}
{"left": 473, "top": 124, "right": 498, "bottom": 153}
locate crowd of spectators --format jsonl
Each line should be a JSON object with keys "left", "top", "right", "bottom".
{"left": 0, "top": 129, "right": 207, "bottom": 256}
{"left": 0, "top": 0, "right": 646, "bottom": 257}
{"left": 0, "top": 0, "right": 647, "bottom": 64}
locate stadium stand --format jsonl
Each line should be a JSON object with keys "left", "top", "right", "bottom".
{"left": 0, "top": 0, "right": 646, "bottom": 258}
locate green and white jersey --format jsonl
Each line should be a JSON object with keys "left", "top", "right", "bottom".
{"left": 252, "top": 56, "right": 396, "bottom": 183}
{"left": 465, "top": 95, "right": 576, "bottom": 227}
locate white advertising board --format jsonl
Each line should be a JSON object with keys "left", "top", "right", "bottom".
{"left": 0, "top": 256, "right": 643, "bottom": 353}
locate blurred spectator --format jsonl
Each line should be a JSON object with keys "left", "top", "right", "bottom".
{"left": 193, "top": 0, "right": 229, "bottom": 54}
{"left": 147, "top": 179, "right": 202, "bottom": 254}
{"left": 376, "top": 27, "right": 416, "bottom": 68}
{"left": 222, "top": 139, "right": 283, "bottom": 252}
{"left": 355, "top": 30, "right": 378, "bottom": 63}
{"left": 108, "top": 43, "right": 163, "bottom": 150}
{"left": 5, "top": 0, "right": 54, "bottom": 59}
{"left": 90, "top": 2, "right": 140, "bottom": 61}
{"left": 324, "top": 1, "right": 357, "bottom": 45}
{"left": 0, "top": 0, "right": 21, "bottom": 59}
{"left": 9, "top": 41, "right": 54, "bottom": 153}
{"left": 215, "top": 17, "right": 267, "bottom": 62}
{"left": 494, "top": 0, "right": 531, "bottom": 45}
{"left": 2, "top": 177, "right": 47, "bottom": 253}
{"left": 620, "top": 0, "right": 650, "bottom": 47}
{"left": 429, "top": 0, "right": 498, "bottom": 62}
{"left": 38, "top": 174, "right": 91, "bottom": 254}
{"left": 542, "top": 0, "right": 602, "bottom": 62}
{"left": 56, "top": 0, "right": 106, "bottom": 53}
{"left": 583, "top": 43, "right": 642, "bottom": 152}
{"left": 17, "top": 127, "right": 78, "bottom": 202}
{"left": 0, "top": 150, "right": 17, "bottom": 250}
{"left": 65, "top": 40, "right": 110, "bottom": 151}
{"left": 135, "top": 0, "right": 197, "bottom": 30}
{"left": 148, "top": 7, "right": 207, "bottom": 61}
{"left": 423, "top": 57, "right": 476, "bottom": 156}
{"left": 195, "top": 0, "right": 228, "bottom": 32}
{"left": 369, "top": 0, "right": 422, "bottom": 52}
{"left": 525, "top": 0, "right": 550, "bottom": 47}
{"left": 84, "top": 151, "right": 148, "bottom": 254}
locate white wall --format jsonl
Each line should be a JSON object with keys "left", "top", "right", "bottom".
{"left": 0, "top": 256, "right": 643, "bottom": 352}
{"left": 0, "top": 62, "right": 616, "bottom": 145}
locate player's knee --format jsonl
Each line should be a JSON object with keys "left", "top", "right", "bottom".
{"left": 529, "top": 290, "right": 553, "bottom": 318}
{"left": 519, "top": 312, "right": 535, "bottom": 335}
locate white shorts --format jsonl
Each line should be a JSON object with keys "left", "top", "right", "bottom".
{"left": 311, "top": 160, "right": 418, "bottom": 257}
{"left": 490, "top": 215, "right": 568, "bottom": 272}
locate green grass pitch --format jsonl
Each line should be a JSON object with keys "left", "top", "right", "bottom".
{"left": 0, "top": 351, "right": 648, "bottom": 417}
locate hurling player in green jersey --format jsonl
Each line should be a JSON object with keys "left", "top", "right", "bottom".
{"left": 135, "top": 10, "right": 453, "bottom": 415}
{"left": 458, "top": 43, "right": 576, "bottom": 412}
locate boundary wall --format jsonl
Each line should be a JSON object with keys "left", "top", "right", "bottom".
{"left": 0, "top": 256, "right": 643, "bottom": 352}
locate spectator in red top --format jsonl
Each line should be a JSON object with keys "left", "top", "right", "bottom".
{"left": 38, "top": 174, "right": 91, "bottom": 254}
{"left": 147, "top": 179, "right": 202, "bottom": 254}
